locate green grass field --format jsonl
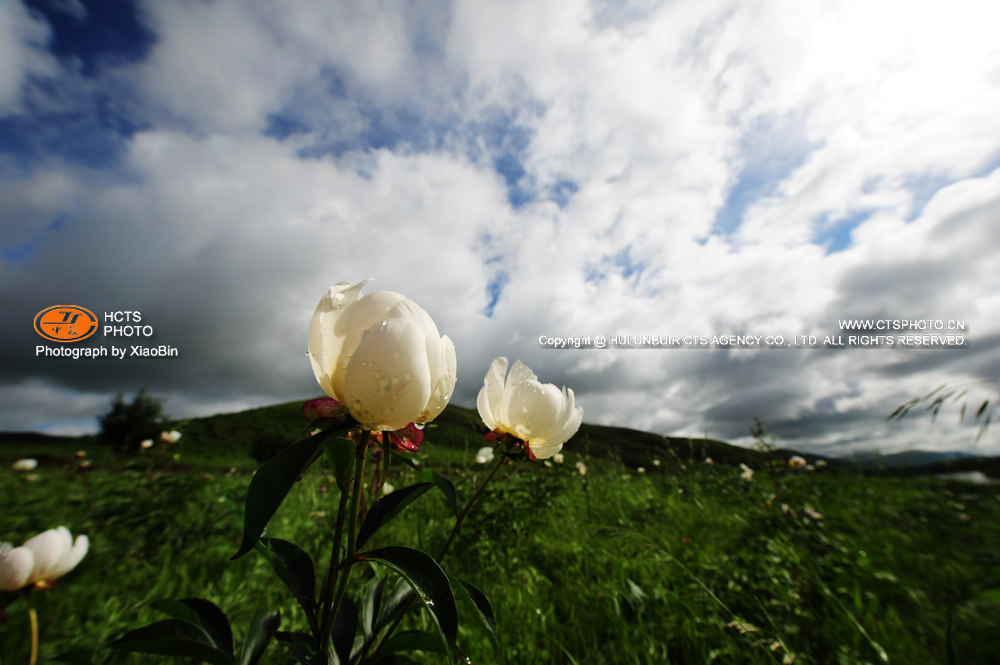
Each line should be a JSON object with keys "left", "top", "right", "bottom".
{"left": 2, "top": 403, "right": 999, "bottom": 664}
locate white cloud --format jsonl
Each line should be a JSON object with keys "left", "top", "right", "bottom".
{"left": 2, "top": 0, "right": 999, "bottom": 457}
{"left": 0, "top": 0, "right": 58, "bottom": 111}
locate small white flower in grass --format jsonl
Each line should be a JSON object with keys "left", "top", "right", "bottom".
{"left": 160, "top": 430, "right": 182, "bottom": 444}
{"left": 140, "top": 439, "right": 154, "bottom": 449}
{"left": 12, "top": 458, "right": 37, "bottom": 472}
{"left": 787, "top": 455, "right": 807, "bottom": 469}
{"left": 0, "top": 527, "right": 88, "bottom": 591}
{"left": 637, "top": 467, "right": 645, "bottom": 474}
{"left": 815, "top": 459, "right": 828, "bottom": 469}
{"left": 477, "top": 357, "right": 583, "bottom": 460}
{"left": 575, "top": 461, "right": 588, "bottom": 476}
{"left": 475, "top": 447, "right": 495, "bottom": 464}
{"left": 553, "top": 452, "right": 564, "bottom": 464}
{"left": 382, "top": 482, "right": 394, "bottom": 496}
{"left": 653, "top": 458, "right": 660, "bottom": 466}
{"left": 704, "top": 457, "right": 714, "bottom": 465}
{"left": 740, "top": 463, "right": 754, "bottom": 481}
{"left": 308, "top": 280, "right": 457, "bottom": 431}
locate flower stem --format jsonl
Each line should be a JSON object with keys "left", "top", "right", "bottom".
{"left": 436, "top": 453, "right": 506, "bottom": 563}
{"left": 28, "top": 599, "right": 38, "bottom": 665}
{"left": 370, "top": 453, "right": 508, "bottom": 661}
{"left": 319, "top": 430, "right": 370, "bottom": 652}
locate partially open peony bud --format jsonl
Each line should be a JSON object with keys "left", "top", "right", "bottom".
{"left": 308, "top": 280, "right": 457, "bottom": 432}
{"left": 476, "top": 357, "right": 583, "bottom": 460}
{"left": 0, "top": 527, "right": 88, "bottom": 591}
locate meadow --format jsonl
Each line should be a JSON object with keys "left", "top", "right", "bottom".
{"left": 2, "top": 402, "right": 999, "bottom": 664}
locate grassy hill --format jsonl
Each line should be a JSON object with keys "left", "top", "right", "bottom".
{"left": 1, "top": 399, "right": 811, "bottom": 472}
{"left": 5, "top": 399, "right": 995, "bottom": 478}
{"left": 2, "top": 399, "right": 1000, "bottom": 664}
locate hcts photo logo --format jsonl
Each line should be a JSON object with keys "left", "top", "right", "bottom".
{"left": 33, "top": 305, "right": 99, "bottom": 343}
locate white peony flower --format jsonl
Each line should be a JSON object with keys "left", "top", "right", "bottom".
{"left": 476, "top": 357, "right": 583, "bottom": 460}
{"left": 787, "top": 455, "right": 807, "bottom": 469}
{"left": 12, "top": 458, "right": 38, "bottom": 472}
{"left": 160, "top": 430, "right": 182, "bottom": 444}
{"left": 0, "top": 527, "right": 88, "bottom": 591}
{"left": 308, "top": 280, "right": 457, "bottom": 431}
{"left": 475, "top": 446, "right": 495, "bottom": 464}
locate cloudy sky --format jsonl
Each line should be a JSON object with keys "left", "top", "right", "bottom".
{"left": 3, "top": 0, "right": 999, "bottom": 456}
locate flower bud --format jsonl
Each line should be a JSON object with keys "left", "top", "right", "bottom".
{"left": 308, "top": 280, "right": 457, "bottom": 431}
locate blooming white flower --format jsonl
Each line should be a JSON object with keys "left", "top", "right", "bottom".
{"left": 308, "top": 280, "right": 457, "bottom": 431}
{"left": 788, "top": 455, "right": 807, "bottom": 469}
{"left": 0, "top": 527, "right": 88, "bottom": 591}
{"left": 552, "top": 452, "right": 564, "bottom": 464}
{"left": 740, "top": 463, "right": 754, "bottom": 481}
{"left": 476, "top": 357, "right": 583, "bottom": 460}
{"left": 140, "top": 439, "right": 154, "bottom": 449}
{"left": 475, "top": 446, "right": 495, "bottom": 464}
{"left": 160, "top": 430, "right": 182, "bottom": 444}
{"left": 637, "top": 467, "right": 646, "bottom": 474}
{"left": 12, "top": 458, "right": 38, "bottom": 472}
{"left": 575, "top": 461, "right": 588, "bottom": 476}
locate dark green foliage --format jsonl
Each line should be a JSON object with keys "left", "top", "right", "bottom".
{"left": 3, "top": 402, "right": 1000, "bottom": 664}
{"left": 97, "top": 388, "right": 167, "bottom": 455}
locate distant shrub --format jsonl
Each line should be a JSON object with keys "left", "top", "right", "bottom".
{"left": 98, "top": 388, "right": 167, "bottom": 455}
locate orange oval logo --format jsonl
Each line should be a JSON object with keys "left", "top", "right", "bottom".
{"left": 34, "top": 305, "right": 99, "bottom": 343}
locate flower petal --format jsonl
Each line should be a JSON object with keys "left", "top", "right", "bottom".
{"left": 47, "top": 535, "right": 88, "bottom": 580}
{"left": 0, "top": 543, "right": 34, "bottom": 591}
{"left": 22, "top": 527, "right": 72, "bottom": 583}
{"left": 343, "top": 317, "right": 432, "bottom": 431}
{"left": 476, "top": 357, "right": 508, "bottom": 430}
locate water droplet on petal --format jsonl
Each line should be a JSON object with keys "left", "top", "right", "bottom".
{"left": 414, "top": 422, "right": 425, "bottom": 430}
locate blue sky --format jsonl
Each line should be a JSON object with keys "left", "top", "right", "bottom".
{"left": 2, "top": 0, "right": 1000, "bottom": 456}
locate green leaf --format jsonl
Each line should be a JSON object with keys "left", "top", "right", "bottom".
{"left": 417, "top": 470, "right": 458, "bottom": 516}
{"left": 362, "top": 576, "right": 387, "bottom": 642}
{"left": 325, "top": 436, "right": 357, "bottom": 491}
{"left": 331, "top": 597, "right": 358, "bottom": 665}
{"left": 239, "top": 608, "right": 281, "bottom": 665}
{"left": 377, "top": 630, "right": 448, "bottom": 656}
{"left": 273, "top": 632, "right": 318, "bottom": 664}
{"left": 234, "top": 425, "right": 348, "bottom": 559}
{"left": 358, "top": 546, "right": 458, "bottom": 653}
{"left": 109, "top": 619, "right": 234, "bottom": 665}
{"left": 374, "top": 580, "right": 415, "bottom": 634}
{"left": 372, "top": 656, "right": 420, "bottom": 665}
{"left": 453, "top": 577, "right": 499, "bottom": 656}
{"left": 357, "top": 482, "right": 434, "bottom": 548}
{"left": 180, "top": 598, "right": 235, "bottom": 655}
{"left": 260, "top": 538, "right": 317, "bottom": 624}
